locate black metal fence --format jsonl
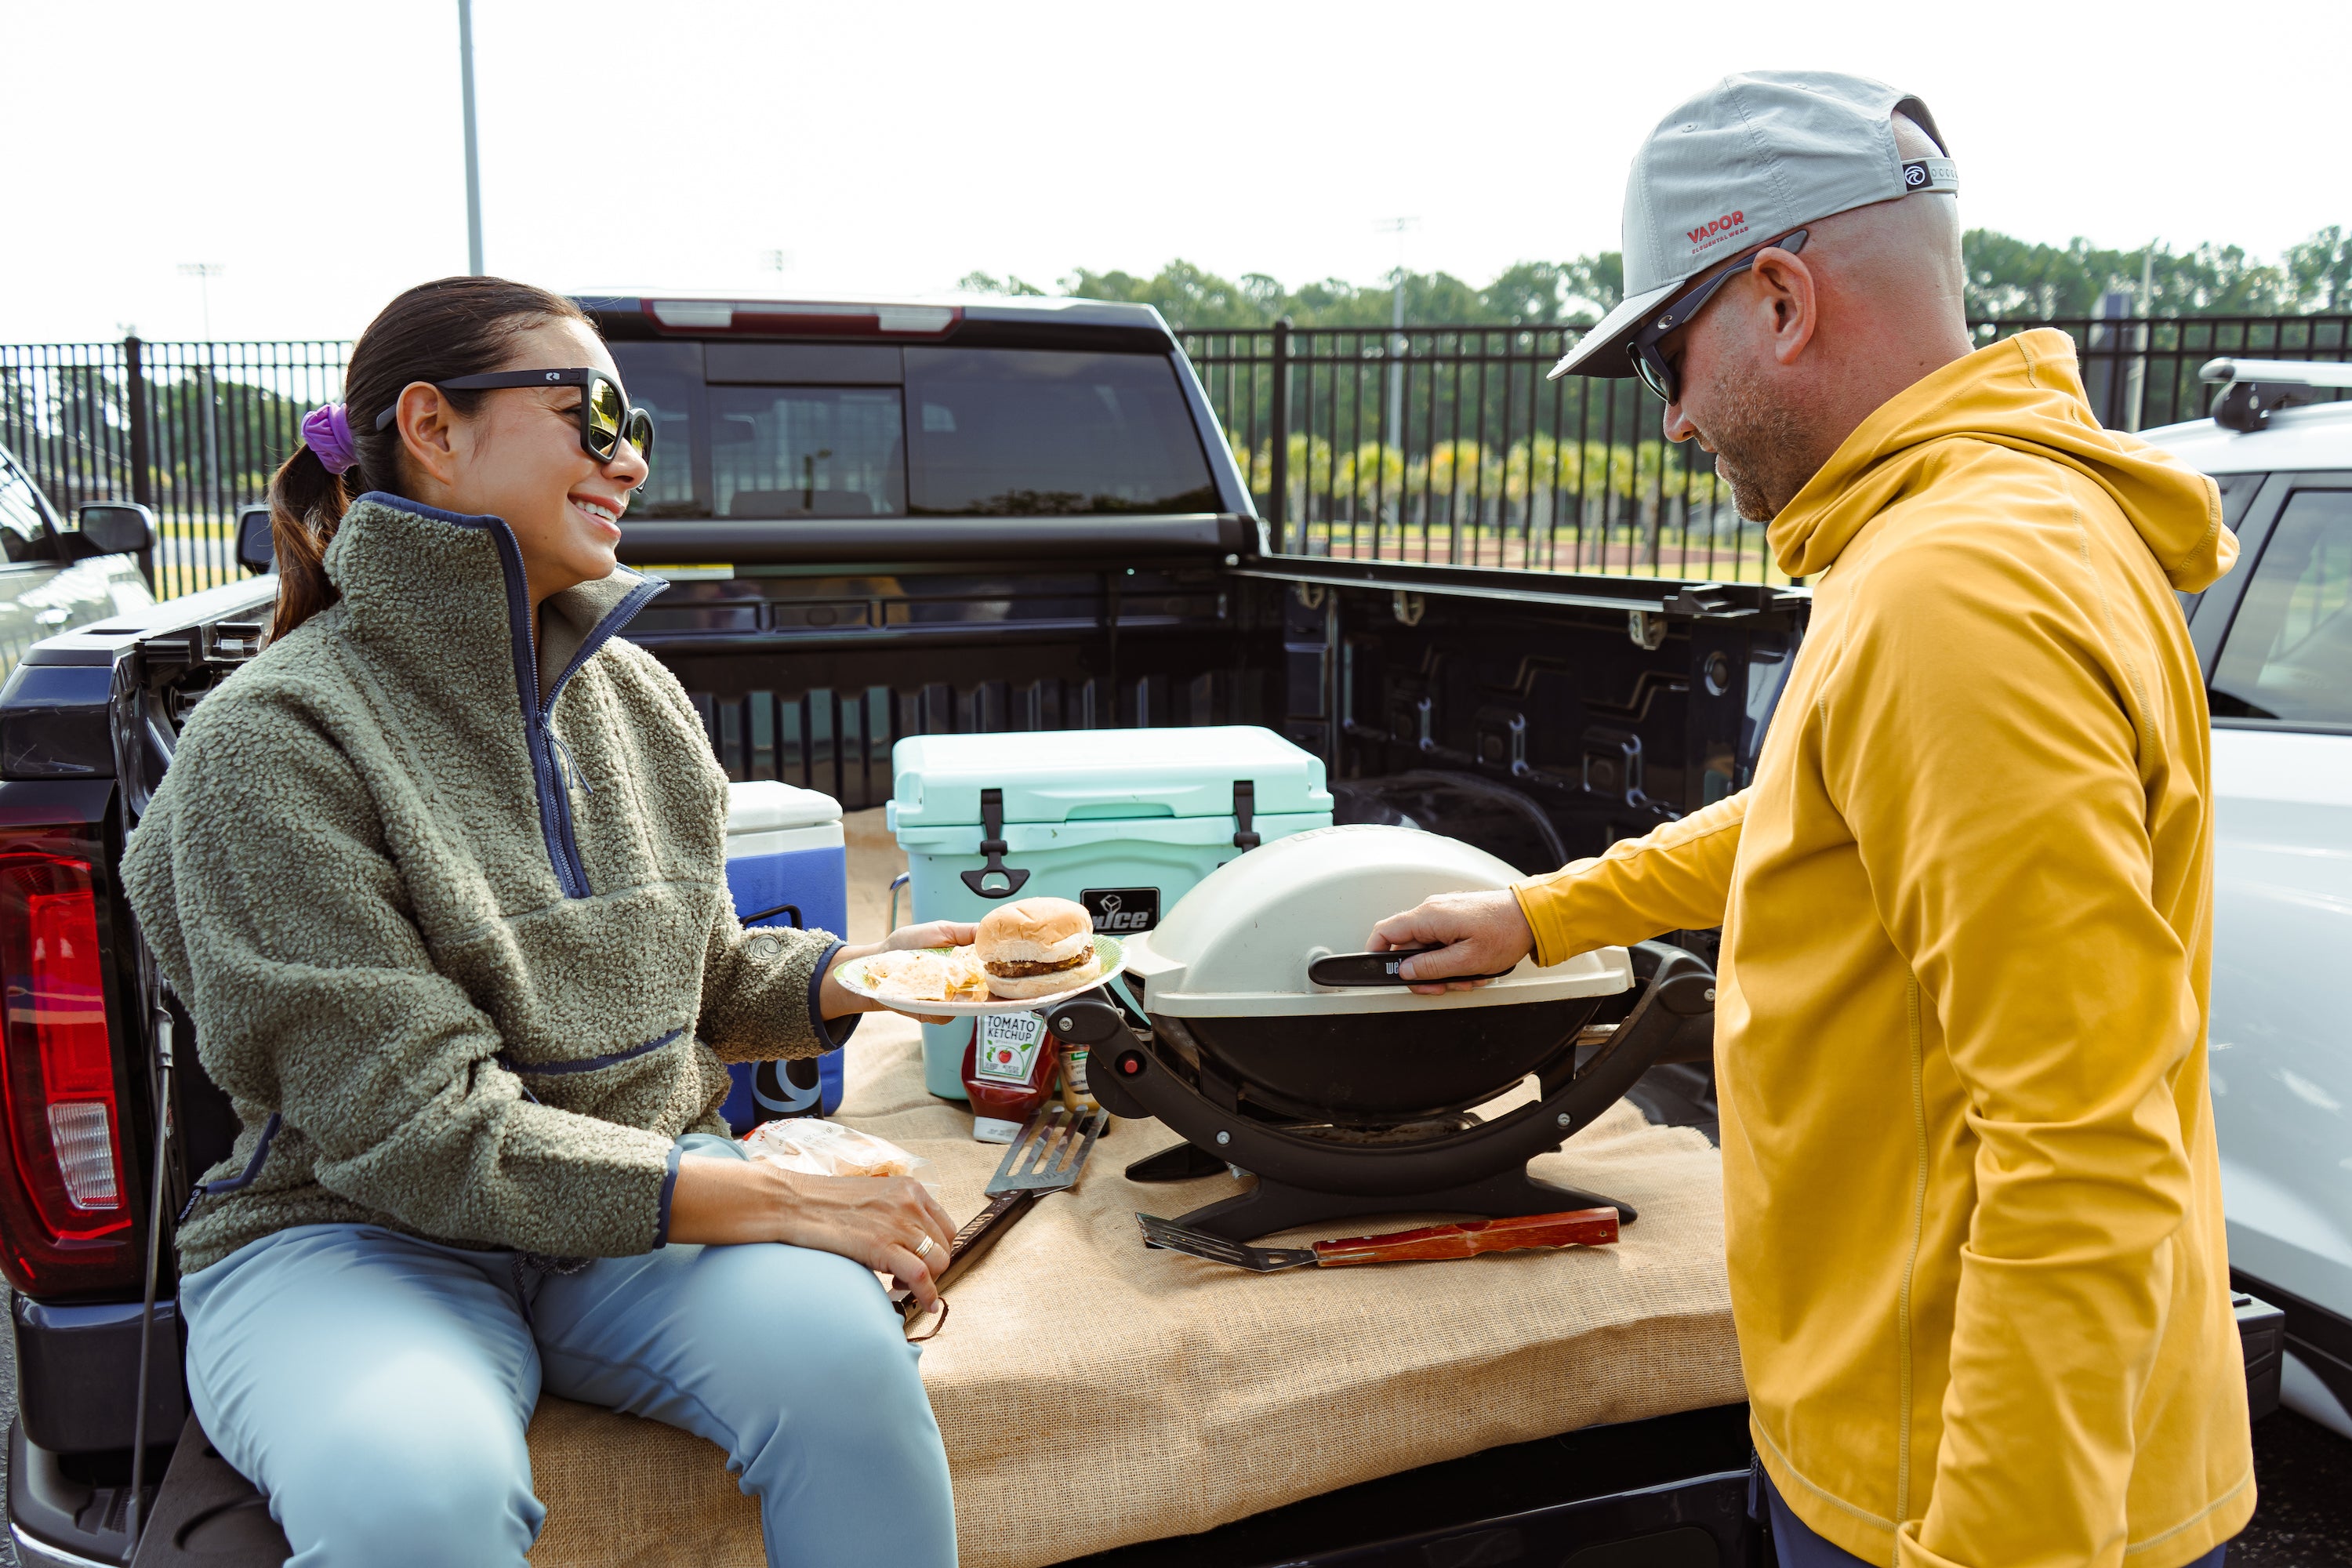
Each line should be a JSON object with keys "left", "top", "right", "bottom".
{"left": 0, "top": 340, "right": 345, "bottom": 601}
{"left": 1981, "top": 313, "right": 2352, "bottom": 434}
{"left": 1181, "top": 314, "right": 2352, "bottom": 577}
{"left": 5, "top": 318, "right": 2346, "bottom": 600}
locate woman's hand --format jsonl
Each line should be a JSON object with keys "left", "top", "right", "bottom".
{"left": 666, "top": 1157, "right": 960, "bottom": 1310}
{"left": 818, "top": 920, "right": 980, "bottom": 1023}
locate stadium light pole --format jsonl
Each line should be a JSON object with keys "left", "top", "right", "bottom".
{"left": 1375, "top": 218, "right": 1418, "bottom": 477}
{"left": 177, "top": 263, "right": 227, "bottom": 517}
{"left": 459, "top": 0, "right": 484, "bottom": 274}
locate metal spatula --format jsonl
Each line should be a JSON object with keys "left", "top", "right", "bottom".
{"left": 902, "top": 1105, "right": 1108, "bottom": 1337}
{"left": 1138, "top": 1207, "right": 1621, "bottom": 1272}
{"left": 985, "top": 1102, "right": 1108, "bottom": 1195}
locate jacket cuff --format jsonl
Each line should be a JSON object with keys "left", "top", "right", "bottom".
{"left": 652, "top": 1140, "right": 685, "bottom": 1247}
{"left": 808, "top": 938, "right": 862, "bottom": 1050}
{"left": 1511, "top": 879, "right": 1576, "bottom": 969}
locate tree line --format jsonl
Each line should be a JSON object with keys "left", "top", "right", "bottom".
{"left": 960, "top": 226, "right": 2352, "bottom": 331}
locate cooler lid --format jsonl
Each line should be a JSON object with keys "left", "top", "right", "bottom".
{"left": 1123, "top": 824, "right": 1630, "bottom": 1018}
{"left": 889, "top": 726, "right": 1331, "bottom": 828}
{"left": 727, "top": 780, "right": 843, "bottom": 835}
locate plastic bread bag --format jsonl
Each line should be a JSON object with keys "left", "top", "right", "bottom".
{"left": 739, "top": 1117, "right": 936, "bottom": 1185}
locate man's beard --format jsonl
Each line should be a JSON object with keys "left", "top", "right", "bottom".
{"left": 1694, "top": 355, "right": 1813, "bottom": 521}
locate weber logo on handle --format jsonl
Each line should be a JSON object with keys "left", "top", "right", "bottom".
{"left": 1081, "top": 887, "right": 1160, "bottom": 934}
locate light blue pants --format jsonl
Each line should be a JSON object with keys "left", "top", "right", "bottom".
{"left": 178, "top": 1135, "right": 956, "bottom": 1568}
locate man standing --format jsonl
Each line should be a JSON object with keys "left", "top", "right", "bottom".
{"left": 1370, "top": 72, "right": 2250, "bottom": 1567}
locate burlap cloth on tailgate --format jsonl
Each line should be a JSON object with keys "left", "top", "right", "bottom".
{"left": 527, "top": 1013, "right": 1741, "bottom": 1566}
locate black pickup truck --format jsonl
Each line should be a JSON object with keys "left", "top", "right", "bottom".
{"left": 0, "top": 294, "right": 1805, "bottom": 1567}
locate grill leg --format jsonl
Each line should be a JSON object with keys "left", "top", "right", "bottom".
{"left": 1124, "top": 1142, "right": 1234, "bottom": 1183}
{"left": 1169, "top": 1166, "right": 1635, "bottom": 1243}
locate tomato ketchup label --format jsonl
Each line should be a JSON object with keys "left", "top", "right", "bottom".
{"left": 962, "top": 1011, "right": 1059, "bottom": 1142}
{"left": 973, "top": 1011, "right": 1048, "bottom": 1083}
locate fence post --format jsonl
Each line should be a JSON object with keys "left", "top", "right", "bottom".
{"left": 123, "top": 336, "right": 156, "bottom": 591}
{"left": 1269, "top": 318, "right": 1290, "bottom": 546}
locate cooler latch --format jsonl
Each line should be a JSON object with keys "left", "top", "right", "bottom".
{"left": 961, "top": 788, "right": 1032, "bottom": 898}
{"left": 1232, "top": 779, "right": 1260, "bottom": 851}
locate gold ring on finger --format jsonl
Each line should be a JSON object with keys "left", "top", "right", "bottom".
{"left": 913, "top": 1233, "right": 937, "bottom": 1261}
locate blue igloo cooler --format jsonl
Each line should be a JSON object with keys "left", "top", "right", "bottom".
{"left": 722, "top": 780, "right": 851, "bottom": 1130}
{"left": 888, "top": 726, "right": 1334, "bottom": 1099}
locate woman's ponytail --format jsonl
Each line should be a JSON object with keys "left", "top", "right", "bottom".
{"left": 265, "top": 442, "right": 347, "bottom": 644}
{"left": 265, "top": 275, "right": 592, "bottom": 644}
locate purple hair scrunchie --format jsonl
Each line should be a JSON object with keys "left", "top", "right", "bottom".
{"left": 302, "top": 402, "right": 361, "bottom": 476}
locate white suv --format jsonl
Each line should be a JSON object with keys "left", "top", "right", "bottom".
{"left": 2144, "top": 358, "right": 2352, "bottom": 1440}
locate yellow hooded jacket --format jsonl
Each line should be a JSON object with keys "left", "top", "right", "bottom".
{"left": 1513, "top": 330, "right": 2251, "bottom": 1567}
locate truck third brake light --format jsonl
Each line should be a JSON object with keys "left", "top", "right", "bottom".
{"left": 647, "top": 299, "right": 960, "bottom": 336}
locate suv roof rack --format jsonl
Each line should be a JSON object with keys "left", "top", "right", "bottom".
{"left": 2198, "top": 357, "right": 2352, "bottom": 432}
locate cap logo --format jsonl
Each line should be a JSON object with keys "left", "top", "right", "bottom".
{"left": 1687, "top": 210, "right": 1748, "bottom": 254}
{"left": 1900, "top": 157, "right": 1959, "bottom": 195}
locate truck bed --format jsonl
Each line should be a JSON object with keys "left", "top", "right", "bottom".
{"left": 3, "top": 528, "right": 1795, "bottom": 1566}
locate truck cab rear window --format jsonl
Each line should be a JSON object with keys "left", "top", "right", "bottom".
{"left": 902, "top": 348, "right": 1216, "bottom": 516}
{"left": 610, "top": 343, "right": 1218, "bottom": 520}
{"left": 714, "top": 387, "right": 906, "bottom": 518}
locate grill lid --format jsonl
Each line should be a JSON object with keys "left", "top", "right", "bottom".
{"left": 1124, "top": 824, "right": 1629, "bottom": 1018}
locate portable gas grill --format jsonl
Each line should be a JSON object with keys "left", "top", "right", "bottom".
{"left": 1044, "top": 824, "right": 1717, "bottom": 1240}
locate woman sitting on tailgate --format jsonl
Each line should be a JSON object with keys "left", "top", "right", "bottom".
{"left": 125, "top": 276, "right": 964, "bottom": 1568}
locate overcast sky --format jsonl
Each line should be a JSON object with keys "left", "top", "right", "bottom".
{"left": 9, "top": 0, "right": 2345, "bottom": 343}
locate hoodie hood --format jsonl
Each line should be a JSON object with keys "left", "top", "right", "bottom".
{"left": 1769, "top": 327, "right": 2236, "bottom": 592}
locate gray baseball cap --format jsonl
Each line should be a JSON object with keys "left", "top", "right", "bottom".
{"left": 1549, "top": 70, "right": 1955, "bottom": 381}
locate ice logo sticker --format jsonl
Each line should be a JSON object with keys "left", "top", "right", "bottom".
{"left": 1082, "top": 887, "right": 1160, "bottom": 933}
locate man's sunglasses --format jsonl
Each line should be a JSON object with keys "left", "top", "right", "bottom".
{"left": 375, "top": 368, "right": 655, "bottom": 463}
{"left": 1628, "top": 229, "right": 1809, "bottom": 405}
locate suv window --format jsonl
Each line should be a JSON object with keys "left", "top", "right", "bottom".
{"left": 0, "top": 452, "right": 51, "bottom": 562}
{"left": 609, "top": 342, "right": 1218, "bottom": 520}
{"left": 2210, "top": 488, "right": 2352, "bottom": 724}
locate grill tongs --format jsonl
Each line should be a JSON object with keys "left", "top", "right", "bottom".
{"left": 1138, "top": 1207, "right": 1621, "bottom": 1272}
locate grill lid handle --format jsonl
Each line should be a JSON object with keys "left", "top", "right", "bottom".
{"left": 1307, "top": 947, "right": 1517, "bottom": 988}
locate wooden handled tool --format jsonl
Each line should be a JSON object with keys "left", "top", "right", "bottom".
{"left": 1138, "top": 1207, "right": 1620, "bottom": 1272}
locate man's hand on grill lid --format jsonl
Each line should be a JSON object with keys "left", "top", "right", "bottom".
{"left": 1368, "top": 891, "right": 1536, "bottom": 996}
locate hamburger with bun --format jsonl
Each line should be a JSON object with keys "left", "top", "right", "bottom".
{"left": 975, "top": 898, "right": 1103, "bottom": 999}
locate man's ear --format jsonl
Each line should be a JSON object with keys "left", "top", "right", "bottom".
{"left": 1750, "top": 247, "right": 1819, "bottom": 368}
{"left": 393, "top": 383, "right": 463, "bottom": 488}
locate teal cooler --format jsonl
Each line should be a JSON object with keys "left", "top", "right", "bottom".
{"left": 887, "top": 726, "right": 1333, "bottom": 1099}
{"left": 722, "top": 781, "right": 850, "bottom": 1129}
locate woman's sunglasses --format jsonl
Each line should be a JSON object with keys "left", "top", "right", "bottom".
{"left": 1628, "top": 229, "right": 1809, "bottom": 405}
{"left": 375, "top": 368, "right": 655, "bottom": 463}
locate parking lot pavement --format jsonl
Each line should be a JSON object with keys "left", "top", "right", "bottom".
{"left": 0, "top": 1275, "right": 2341, "bottom": 1563}
{"left": 2237, "top": 1407, "right": 2352, "bottom": 1565}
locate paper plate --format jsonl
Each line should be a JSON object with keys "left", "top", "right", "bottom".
{"left": 837, "top": 935, "right": 1127, "bottom": 1018}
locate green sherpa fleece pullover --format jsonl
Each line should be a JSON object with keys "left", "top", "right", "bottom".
{"left": 123, "top": 493, "right": 849, "bottom": 1273}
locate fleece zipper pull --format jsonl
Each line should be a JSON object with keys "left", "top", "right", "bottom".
{"left": 547, "top": 724, "right": 594, "bottom": 797}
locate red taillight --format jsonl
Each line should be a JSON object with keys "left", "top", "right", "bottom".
{"left": 0, "top": 851, "right": 134, "bottom": 1289}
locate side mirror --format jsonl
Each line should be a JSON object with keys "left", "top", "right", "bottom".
{"left": 236, "top": 505, "right": 276, "bottom": 575}
{"left": 73, "top": 502, "right": 156, "bottom": 557}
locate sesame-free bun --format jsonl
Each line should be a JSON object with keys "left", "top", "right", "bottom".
{"left": 976, "top": 898, "right": 1093, "bottom": 964}
{"left": 976, "top": 898, "right": 1102, "bottom": 998}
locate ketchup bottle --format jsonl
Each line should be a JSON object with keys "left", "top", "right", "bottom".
{"left": 960, "top": 1011, "right": 1060, "bottom": 1142}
